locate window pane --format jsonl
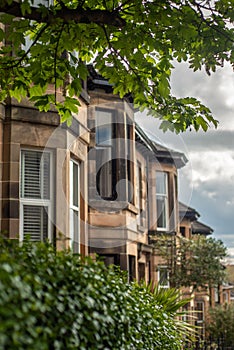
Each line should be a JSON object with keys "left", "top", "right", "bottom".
{"left": 128, "top": 255, "right": 136, "bottom": 282}
{"left": 127, "top": 123, "right": 134, "bottom": 204}
{"left": 23, "top": 205, "right": 48, "bottom": 242}
{"left": 96, "top": 148, "right": 113, "bottom": 199}
{"left": 196, "top": 302, "right": 204, "bottom": 321}
{"left": 156, "top": 172, "right": 167, "bottom": 194}
{"left": 138, "top": 263, "right": 145, "bottom": 282}
{"left": 99, "top": 255, "right": 120, "bottom": 267}
{"left": 21, "top": 150, "right": 50, "bottom": 199}
{"left": 20, "top": 150, "right": 52, "bottom": 243}
{"left": 96, "top": 110, "right": 112, "bottom": 146}
{"left": 22, "top": 151, "right": 41, "bottom": 198}
{"left": 73, "top": 162, "right": 79, "bottom": 207}
{"left": 158, "top": 267, "right": 169, "bottom": 287}
{"left": 157, "top": 197, "right": 167, "bottom": 228}
{"left": 137, "top": 165, "right": 143, "bottom": 225}
{"left": 72, "top": 210, "right": 79, "bottom": 253}
{"left": 96, "top": 125, "right": 112, "bottom": 145}
{"left": 156, "top": 172, "right": 168, "bottom": 230}
{"left": 70, "top": 159, "right": 80, "bottom": 254}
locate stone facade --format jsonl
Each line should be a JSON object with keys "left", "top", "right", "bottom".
{"left": 0, "top": 95, "right": 90, "bottom": 255}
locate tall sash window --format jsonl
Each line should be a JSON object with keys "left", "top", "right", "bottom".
{"left": 156, "top": 172, "right": 169, "bottom": 231}
{"left": 70, "top": 159, "right": 80, "bottom": 253}
{"left": 20, "top": 149, "right": 53, "bottom": 241}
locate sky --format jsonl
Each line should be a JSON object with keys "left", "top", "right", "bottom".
{"left": 135, "top": 61, "right": 234, "bottom": 261}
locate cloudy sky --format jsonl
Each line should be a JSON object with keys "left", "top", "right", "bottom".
{"left": 135, "top": 62, "right": 234, "bottom": 260}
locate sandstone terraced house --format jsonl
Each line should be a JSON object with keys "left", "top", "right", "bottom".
{"left": 0, "top": 14, "right": 230, "bottom": 339}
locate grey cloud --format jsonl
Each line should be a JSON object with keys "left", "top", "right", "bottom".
{"left": 184, "top": 173, "right": 234, "bottom": 206}
{"left": 181, "top": 130, "right": 234, "bottom": 152}
{"left": 171, "top": 62, "right": 234, "bottom": 130}
{"left": 190, "top": 189, "right": 234, "bottom": 246}
{"left": 135, "top": 114, "right": 234, "bottom": 154}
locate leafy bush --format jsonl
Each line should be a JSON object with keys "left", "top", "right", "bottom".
{"left": 207, "top": 304, "right": 234, "bottom": 347}
{"left": 0, "top": 240, "right": 185, "bottom": 349}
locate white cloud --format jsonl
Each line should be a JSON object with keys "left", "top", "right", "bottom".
{"left": 228, "top": 248, "right": 234, "bottom": 256}
{"left": 188, "top": 151, "right": 234, "bottom": 189}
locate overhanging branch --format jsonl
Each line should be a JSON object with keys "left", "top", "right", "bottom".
{"left": 0, "top": 1, "right": 126, "bottom": 27}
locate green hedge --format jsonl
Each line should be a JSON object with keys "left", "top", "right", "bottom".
{"left": 0, "top": 240, "right": 183, "bottom": 349}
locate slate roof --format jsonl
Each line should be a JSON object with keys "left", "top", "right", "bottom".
{"left": 192, "top": 220, "right": 213, "bottom": 235}
{"left": 179, "top": 202, "right": 200, "bottom": 222}
{"left": 135, "top": 124, "right": 188, "bottom": 169}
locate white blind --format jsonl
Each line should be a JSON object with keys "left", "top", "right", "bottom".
{"left": 20, "top": 149, "right": 52, "bottom": 242}
{"left": 23, "top": 205, "right": 48, "bottom": 242}
{"left": 21, "top": 150, "right": 50, "bottom": 199}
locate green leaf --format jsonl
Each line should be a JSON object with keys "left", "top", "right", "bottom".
{"left": 20, "top": 1, "right": 32, "bottom": 16}
{"left": 195, "top": 116, "right": 208, "bottom": 131}
{"left": 29, "top": 85, "right": 46, "bottom": 97}
{"left": 158, "top": 75, "right": 170, "bottom": 99}
{"left": 9, "top": 86, "right": 27, "bottom": 101}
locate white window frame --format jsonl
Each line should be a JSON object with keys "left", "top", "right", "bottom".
{"left": 70, "top": 159, "right": 80, "bottom": 253}
{"left": 156, "top": 171, "right": 169, "bottom": 231}
{"left": 20, "top": 149, "right": 53, "bottom": 242}
{"left": 157, "top": 266, "right": 170, "bottom": 289}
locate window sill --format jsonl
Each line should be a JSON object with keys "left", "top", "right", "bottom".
{"left": 137, "top": 224, "right": 145, "bottom": 233}
{"left": 89, "top": 199, "right": 138, "bottom": 214}
{"left": 156, "top": 229, "right": 175, "bottom": 235}
{"left": 125, "top": 203, "right": 138, "bottom": 214}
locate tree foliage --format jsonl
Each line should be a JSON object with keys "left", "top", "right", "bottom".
{"left": 0, "top": 239, "right": 194, "bottom": 349}
{"left": 0, "top": 0, "right": 234, "bottom": 131}
{"left": 156, "top": 235, "right": 227, "bottom": 290}
{"left": 207, "top": 304, "right": 234, "bottom": 348}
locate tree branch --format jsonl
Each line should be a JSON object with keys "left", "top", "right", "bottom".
{"left": 0, "top": 1, "right": 126, "bottom": 28}
{"left": 54, "top": 22, "right": 65, "bottom": 104}
{"left": 0, "top": 22, "right": 50, "bottom": 71}
{"left": 192, "top": 0, "right": 234, "bottom": 43}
